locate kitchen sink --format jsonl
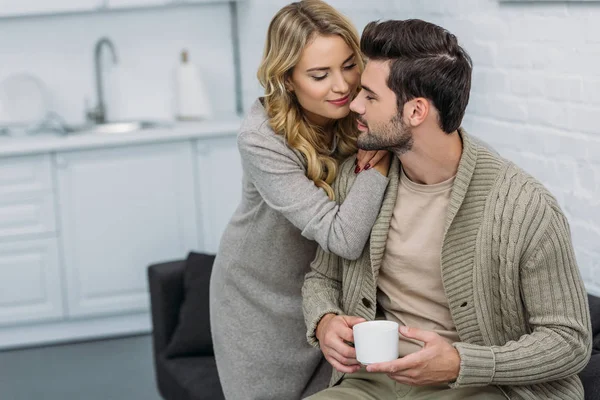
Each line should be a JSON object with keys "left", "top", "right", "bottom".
{"left": 65, "top": 120, "right": 170, "bottom": 135}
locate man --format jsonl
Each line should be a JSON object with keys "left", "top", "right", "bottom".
{"left": 302, "top": 19, "right": 592, "bottom": 399}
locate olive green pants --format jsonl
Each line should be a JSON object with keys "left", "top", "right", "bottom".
{"left": 305, "top": 370, "right": 507, "bottom": 400}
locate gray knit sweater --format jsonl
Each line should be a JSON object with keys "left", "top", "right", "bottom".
{"left": 209, "top": 99, "right": 389, "bottom": 400}
{"left": 302, "top": 130, "right": 592, "bottom": 400}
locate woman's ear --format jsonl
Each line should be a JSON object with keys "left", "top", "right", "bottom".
{"left": 285, "top": 77, "right": 295, "bottom": 92}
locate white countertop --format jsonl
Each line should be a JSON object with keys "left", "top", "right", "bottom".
{"left": 0, "top": 119, "right": 242, "bottom": 157}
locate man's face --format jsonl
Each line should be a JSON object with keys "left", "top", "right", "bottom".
{"left": 350, "top": 60, "right": 413, "bottom": 154}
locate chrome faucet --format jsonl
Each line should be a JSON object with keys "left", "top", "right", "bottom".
{"left": 86, "top": 37, "right": 118, "bottom": 124}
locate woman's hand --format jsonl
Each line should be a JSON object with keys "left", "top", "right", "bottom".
{"left": 356, "top": 150, "right": 391, "bottom": 177}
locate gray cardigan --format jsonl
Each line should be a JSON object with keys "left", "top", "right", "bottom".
{"left": 209, "top": 99, "right": 389, "bottom": 400}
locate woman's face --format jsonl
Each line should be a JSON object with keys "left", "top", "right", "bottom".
{"left": 287, "top": 34, "right": 360, "bottom": 127}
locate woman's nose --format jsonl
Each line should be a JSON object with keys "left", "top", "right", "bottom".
{"left": 332, "top": 72, "right": 349, "bottom": 94}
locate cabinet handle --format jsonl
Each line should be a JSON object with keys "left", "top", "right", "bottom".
{"left": 55, "top": 156, "right": 68, "bottom": 168}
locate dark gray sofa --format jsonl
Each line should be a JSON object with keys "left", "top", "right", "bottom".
{"left": 148, "top": 254, "right": 600, "bottom": 400}
{"left": 148, "top": 257, "right": 224, "bottom": 400}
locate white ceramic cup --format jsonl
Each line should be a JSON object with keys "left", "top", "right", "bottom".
{"left": 353, "top": 320, "right": 399, "bottom": 365}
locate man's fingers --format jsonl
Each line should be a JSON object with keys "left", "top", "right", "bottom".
{"left": 343, "top": 315, "right": 366, "bottom": 327}
{"left": 327, "top": 337, "right": 357, "bottom": 359}
{"left": 328, "top": 357, "right": 361, "bottom": 374}
{"left": 327, "top": 349, "right": 361, "bottom": 368}
{"left": 365, "top": 357, "right": 411, "bottom": 374}
{"left": 399, "top": 326, "right": 438, "bottom": 344}
{"left": 337, "top": 327, "right": 355, "bottom": 344}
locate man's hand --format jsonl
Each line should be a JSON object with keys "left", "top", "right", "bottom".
{"left": 316, "top": 314, "right": 366, "bottom": 374}
{"left": 366, "top": 326, "right": 461, "bottom": 386}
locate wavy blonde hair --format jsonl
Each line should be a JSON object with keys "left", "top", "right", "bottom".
{"left": 257, "top": 0, "right": 363, "bottom": 199}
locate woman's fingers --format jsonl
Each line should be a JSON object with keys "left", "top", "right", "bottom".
{"left": 355, "top": 150, "right": 377, "bottom": 172}
{"left": 369, "top": 150, "right": 389, "bottom": 167}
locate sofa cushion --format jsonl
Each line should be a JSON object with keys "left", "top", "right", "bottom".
{"left": 589, "top": 295, "right": 600, "bottom": 352}
{"left": 165, "top": 252, "right": 215, "bottom": 358}
{"left": 163, "top": 356, "right": 224, "bottom": 400}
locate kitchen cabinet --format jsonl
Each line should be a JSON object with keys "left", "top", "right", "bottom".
{"left": 0, "top": 238, "right": 63, "bottom": 326}
{"left": 55, "top": 142, "right": 198, "bottom": 318}
{"left": 0, "top": 0, "right": 240, "bottom": 18}
{"left": 195, "top": 136, "right": 242, "bottom": 253}
{"left": 0, "top": 155, "right": 55, "bottom": 240}
{"left": 0, "top": 0, "right": 103, "bottom": 18}
{"left": 105, "top": 0, "right": 171, "bottom": 9}
{"left": 0, "top": 154, "right": 63, "bottom": 327}
{"left": 0, "top": 123, "right": 240, "bottom": 349}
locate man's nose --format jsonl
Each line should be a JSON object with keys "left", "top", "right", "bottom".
{"left": 350, "top": 96, "right": 364, "bottom": 114}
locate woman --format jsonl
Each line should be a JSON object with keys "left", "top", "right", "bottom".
{"left": 209, "top": 1, "right": 390, "bottom": 399}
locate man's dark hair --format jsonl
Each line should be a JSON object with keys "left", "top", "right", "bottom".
{"left": 361, "top": 19, "right": 472, "bottom": 133}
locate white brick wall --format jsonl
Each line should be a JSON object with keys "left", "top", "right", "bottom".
{"left": 1, "top": 1, "right": 597, "bottom": 295}
{"left": 238, "top": 0, "right": 600, "bottom": 295}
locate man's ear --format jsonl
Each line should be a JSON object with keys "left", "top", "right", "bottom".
{"left": 405, "top": 98, "right": 429, "bottom": 127}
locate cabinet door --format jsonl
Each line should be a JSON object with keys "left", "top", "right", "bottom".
{"left": 56, "top": 142, "right": 198, "bottom": 318}
{"left": 182, "top": 0, "right": 235, "bottom": 3}
{"left": 195, "top": 136, "right": 242, "bottom": 253}
{"left": 106, "top": 0, "right": 170, "bottom": 9}
{"left": 0, "top": 238, "right": 64, "bottom": 326}
{"left": 0, "top": 0, "right": 103, "bottom": 17}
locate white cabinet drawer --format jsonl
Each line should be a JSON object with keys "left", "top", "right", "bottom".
{"left": 0, "top": 191, "right": 56, "bottom": 239}
{"left": 0, "top": 237, "right": 64, "bottom": 326}
{"left": 0, "top": 154, "right": 53, "bottom": 195}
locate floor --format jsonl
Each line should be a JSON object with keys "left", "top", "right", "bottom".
{"left": 0, "top": 334, "right": 163, "bottom": 400}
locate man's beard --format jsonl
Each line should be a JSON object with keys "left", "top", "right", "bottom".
{"left": 357, "top": 114, "right": 413, "bottom": 155}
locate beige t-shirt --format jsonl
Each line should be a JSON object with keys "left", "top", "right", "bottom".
{"left": 377, "top": 167, "right": 460, "bottom": 357}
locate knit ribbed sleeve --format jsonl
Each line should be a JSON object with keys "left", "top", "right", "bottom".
{"left": 238, "top": 130, "right": 388, "bottom": 260}
{"left": 302, "top": 156, "right": 360, "bottom": 348}
{"left": 451, "top": 183, "right": 592, "bottom": 392}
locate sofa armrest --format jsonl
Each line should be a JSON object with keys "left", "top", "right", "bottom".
{"left": 148, "top": 260, "right": 185, "bottom": 356}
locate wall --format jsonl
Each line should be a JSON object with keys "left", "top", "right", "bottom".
{"left": 0, "top": 0, "right": 598, "bottom": 295}
{"left": 0, "top": 3, "right": 236, "bottom": 125}
{"left": 237, "top": 0, "right": 600, "bottom": 295}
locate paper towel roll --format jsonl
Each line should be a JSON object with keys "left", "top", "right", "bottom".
{"left": 174, "top": 50, "right": 213, "bottom": 120}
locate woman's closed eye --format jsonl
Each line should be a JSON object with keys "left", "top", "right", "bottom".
{"left": 311, "top": 64, "right": 357, "bottom": 81}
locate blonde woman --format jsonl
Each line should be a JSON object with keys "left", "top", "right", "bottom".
{"left": 209, "top": 1, "right": 390, "bottom": 398}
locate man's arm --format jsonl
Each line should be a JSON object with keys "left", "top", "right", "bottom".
{"left": 302, "top": 155, "right": 372, "bottom": 374}
{"left": 302, "top": 247, "right": 345, "bottom": 348}
{"left": 451, "top": 206, "right": 592, "bottom": 388}
{"left": 366, "top": 193, "right": 592, "bottom": 388}
{"left": 303, "top": 240, "right": 366, "bottom": 374}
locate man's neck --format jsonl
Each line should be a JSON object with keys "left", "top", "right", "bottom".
{"left": 397, "top": 130, "right": 463, "bottom": 185}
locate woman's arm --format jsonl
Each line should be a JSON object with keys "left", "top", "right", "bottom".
{"left": 238, "top": 130, "right": 389, "bottom": 260}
